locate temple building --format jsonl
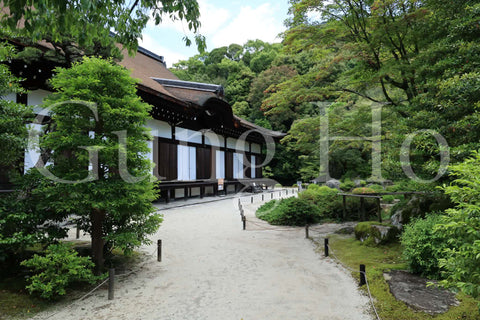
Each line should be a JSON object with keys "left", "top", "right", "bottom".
{"left": 1, "top": 42, "right": 284, "bottom": 202}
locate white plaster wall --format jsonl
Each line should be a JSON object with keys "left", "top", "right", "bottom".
{"left": 191, "top": 187, "right": 201, "bottom": 196}
{"left": 251, "top": 143, "right": 261, "bottom": 154}
{"left": 28, "top": 89, "right": 51, "bottom": 116}
{"left": 175, "top": 189, "right": 185, "bottom": 198}
{"left": 176, "top": 127, "right": 202, "bottom": 144}
{"left": 146, "top": 119, "right": 172, "bottom": 139}
{"left": 24, "top": 123, "right": 42, "bottom": 173}
{"left": 204, "top": 131, "right": 223, "bottom": 147}
{"left": 1, "top": 92, "right": 16, "bottom": 102}
{"left": 233, "top": 138, "right": 249, "bottom": 152}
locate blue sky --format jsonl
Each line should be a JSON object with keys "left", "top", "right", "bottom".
{"left": 139, "top": 0, "right": 291, "bottom": 67}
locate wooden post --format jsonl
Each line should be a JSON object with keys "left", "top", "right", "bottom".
{"left": 360, "top": 197, "right": 365, "bottom": 221}
{"left": 271, "top": 192, "right": 273, "bottom": 199}
{"left": 360, "top": 264, "right": 366, "bottom": 286}
{"left": 324, "top": 238, "right": 329, "bottom": 257}
{"left": 262, "top": 194, "right": 264, "bottom": 201}
{"left": 342, "top": 195, "right": 347, "bottom": 220}
{"left": 251, "top": 196, "right": 253, "bottom": 204}
{"left": 165, "top": 189, "right": 170, "bottom": 204}
{"left": 242, "top": 215, "right": 246, "bottom": 230}
{"left": 76, "top": 223, "right": 80, "bottom": 239}
{"left": 305, "top": 225, "right": 309, "bottom": 239}
{"left": 157, "top": 239, "right": 162, "bottom": 262}
{"left": 108, "top": 268, "right": 115, "bottom": 300}
{"left": 286, "top": 189, "right": 289, "bottom": 195}
{"left": 377, "top": 197, "right": 382, "bottom": 223}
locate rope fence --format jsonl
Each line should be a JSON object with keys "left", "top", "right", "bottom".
{"left": 35, "top": 243, "right": 161, "bottom": 320}
{"left": 321, "top": 238, "right": 381, "bottom": 320}
{"left": 237, "top": 199, "right": 381, "bottom": 320}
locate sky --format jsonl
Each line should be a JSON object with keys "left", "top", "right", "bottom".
{"left": 138, "top": 0, "right": 291, "bottom": 67}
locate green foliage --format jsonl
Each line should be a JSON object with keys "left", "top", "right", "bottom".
{"left": 21, "top": 243, "right": 100, "bottom": 300}
{"left": 0, "top": 171, "right": 69, "bottom": 267}
{"left": 381, "top": 195, "right": 395, "bottom": 203}
{"left": 352, "top": 187, "right": 376, "bottom": 194}
{"left": 256, "top": 199, "right": 278, "bottom": 215}
{"left": 307, "top": 183, "right": 320, "bottom": 191}
{"left": 0, "top": 42, "right": 32, "bottom": 170}
{"left": 401, "top": 214, "right": 447, "bottom": 279}
{"left": 299, "top": 186, "right": 340, "bottom": 218}
{"left": 340, "top": 179, "right": 355, "bottom": 191}
{"left": 1, "top": 0, "right": 205, "bottom": 60}
{"left": 256, "top": 197, "right": 321, "bottom": 226}
{"left": 33, "top": 57, "right": 162, "bottom": 268}
{"left": 436, "top": 151, "right": 480, "bottom": 301}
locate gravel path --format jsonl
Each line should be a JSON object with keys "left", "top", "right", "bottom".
{"left": 31, "top": 197, "right": 372, "bottom": 320}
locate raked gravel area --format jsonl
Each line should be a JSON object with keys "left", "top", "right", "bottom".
{"left": 31, "top": 195, "right": 372, "bottom": 320}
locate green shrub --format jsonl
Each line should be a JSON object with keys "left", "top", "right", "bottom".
{"left": 256, "top": 200, "right": 278, "bottom": 215}
{"left": 340, "top": 179, "right": 355, "bottom": 191}
{"left": 382, "top": 195, "right": 395, "bottom": 203}
{"left": 256, "top": 197, "right": 321, "bottom": 226}
{"left": 292, "top": 184, "right": 298, "bottom": 188}
{"left": 401, "top": 214, "right": 447, "bottom": 279}
{"left": 307, "top": 183, "right": 320, "bottom": 191}
{"left": 352, "top": 187, "right": 375, "bottom": 194}
{"left": 299, "top": 186, "right": 340, "bottom": 218}
{"left": 21, "top": 243, "right": 100, "bottom": 299}
{"left": 369, "top": 184, "right": 384, "bottom": 193}
{"left": 435, "top": 151, "right": 480, "bottom": 301}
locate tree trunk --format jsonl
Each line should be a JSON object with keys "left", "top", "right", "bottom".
{"left": 91, "top": 208, "right": 106, "bottom": 275}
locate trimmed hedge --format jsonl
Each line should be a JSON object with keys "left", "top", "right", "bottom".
{"left": 256, "top": 197, "right": 321, "bottom": 226}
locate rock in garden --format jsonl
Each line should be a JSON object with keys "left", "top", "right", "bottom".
{"left": 354, "top": 222, "right": 400, "bottom": 245}
{"left": 325, "top": 179, "right": 341, "bottom": 189}
{"left": 384, "top": 270, "right": 458, "bottom": 315}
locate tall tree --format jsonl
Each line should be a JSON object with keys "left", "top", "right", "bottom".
{"left": 36, "top": 57, "right": 162, "bottom": 271}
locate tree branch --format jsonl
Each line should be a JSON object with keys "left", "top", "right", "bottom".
{"left": 129, "top": 0, "right": 140, "bottom": 14}
{"left": 338, "top": 87, "right": 392, "bottom": 105}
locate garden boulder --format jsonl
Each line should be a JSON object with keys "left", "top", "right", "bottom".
{"left": 354, "top": 221, "right": 400, "bottom": 245}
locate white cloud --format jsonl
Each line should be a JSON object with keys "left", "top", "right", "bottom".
{"left": 197, "top": 0, "right": 231, "bottom": 34}
{"left": 138, "top": 34, "right": 188, "bottom": 67}
{"left": 211, "top": 3, "right": 285, "bottom": 48}
{"left": 147, "top": 0, "right": 230, "bottom": 35}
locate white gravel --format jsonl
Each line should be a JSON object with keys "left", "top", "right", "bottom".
{"left": 31, "top": 196, "right": 372, "bottom": 320}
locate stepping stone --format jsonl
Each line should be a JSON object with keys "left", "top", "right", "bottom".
{"left": 384, "top": 270, "right": 459, "bottom": 315}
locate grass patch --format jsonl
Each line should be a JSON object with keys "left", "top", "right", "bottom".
{"left": 321, "top": 236, "right": 479, "bottom": 320}
{"left": 0, "top": 277, "right": 50, "bottom": 319}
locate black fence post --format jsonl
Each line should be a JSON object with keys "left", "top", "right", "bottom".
{"left": 157, "top": 239, "right": 162, "bottom": 262}
{"left": 108, "top": 268, "right": 115, "bottom": 300}
{"left": 324, "top": 238, "right": 329, "bottom": 257}
{"left": 360, "top": 264, "right": 366, "bottom": 286}
{"left": 305, "top": 225, "right": 309, "bottom": 239}
{"left": 76, "top": 223, "right": 80, "bottom": 239}
{"left": 377, "top": 197, "right": 382, "bottom": 223}
{"left": 251, "top": 196, "right": 253, "bottom": 204}
{"left": 242, "top": 215, "right": 246, "bottom": 230}
{"left": 262, "top": 194, "right": 264, "bottom": 201}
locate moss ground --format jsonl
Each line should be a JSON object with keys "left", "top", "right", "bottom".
{"left": 317, "top": 235, "right": 479, "bottom": 320}
{"left": 0, "top": 277, "right": 49, "bottom": 319}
